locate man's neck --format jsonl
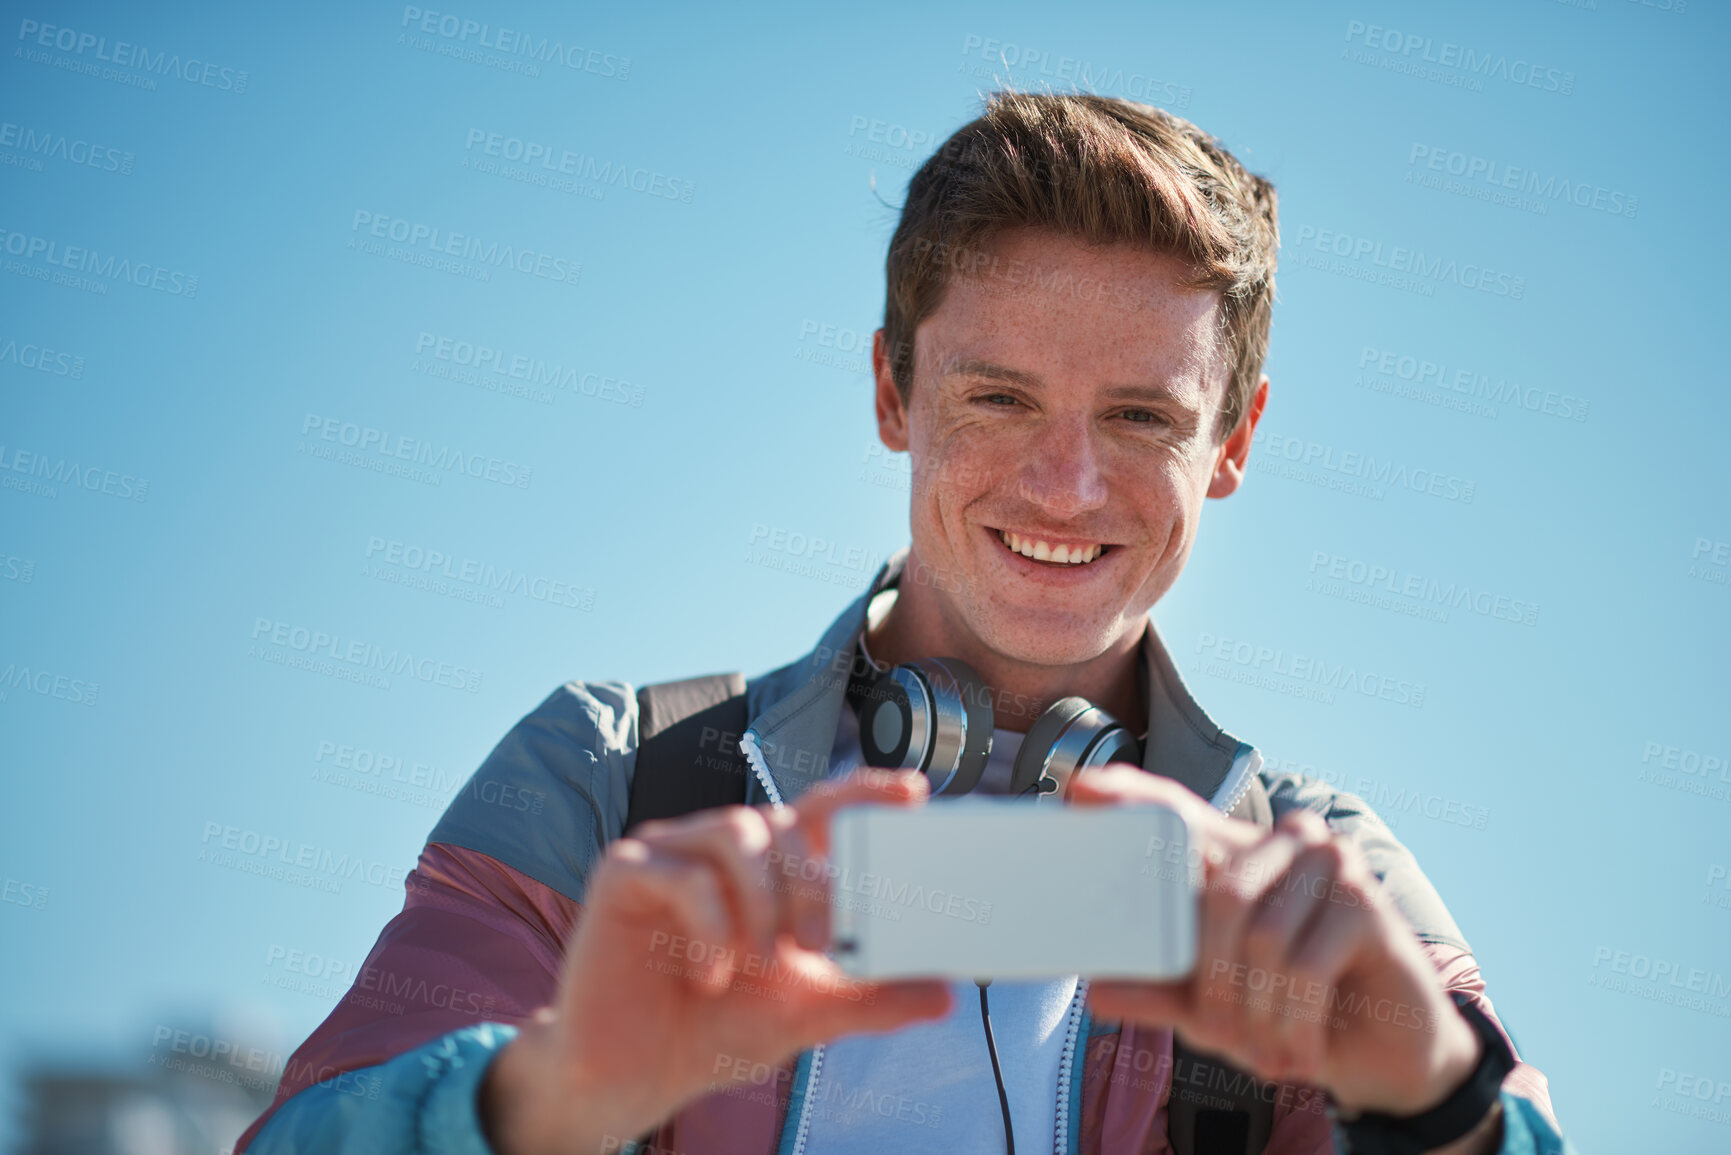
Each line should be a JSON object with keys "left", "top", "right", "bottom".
{"left": 863, "top": 572, "right": 1149, "bottom": 736}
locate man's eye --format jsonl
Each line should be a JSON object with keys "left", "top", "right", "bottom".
{"left": 1121, "top": 409, "right": 1162, "bottom": 424}
{"left": 981, "top": 393, "right": 1019, "bottom": 406}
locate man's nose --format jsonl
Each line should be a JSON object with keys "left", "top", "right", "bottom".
{"left": 1015, "top": 417, "right": 1109, "bottom": 517}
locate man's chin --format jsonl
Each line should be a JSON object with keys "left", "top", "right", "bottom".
{"left": 966, "top": 608, "right": 1125, "bottom": 669}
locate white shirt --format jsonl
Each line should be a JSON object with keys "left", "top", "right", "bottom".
{"left": 798, "top": 697, "right": 1084, "bottom": 1155}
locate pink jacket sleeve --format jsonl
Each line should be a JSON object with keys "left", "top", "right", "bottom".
{"left": 235, "top": 841, "right": 579, "bottom": 1151}
{"left": 1427, "top": 942, "right": 1561, "bottom": 1131}
{"left": 1260, "top": 941, "right": 1562, "bottom": 1153}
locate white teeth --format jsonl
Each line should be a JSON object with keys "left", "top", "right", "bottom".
{"left": 998, "top": 531, "right": 1104, "bottom": 566}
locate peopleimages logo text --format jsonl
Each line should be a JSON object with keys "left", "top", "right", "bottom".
{"left": 1195, "top": 633, "right": 1427, "bottom": 708}
{"left": 399, "top": 7, "right": 629, "bottom": 78}
{"left": 1291, "top": 226, "right": 1523, "bottom": 299}
{"left": 299, "top": 413, "right": 532, "bottom": 489}
{"left": 1253, "top": 431, "right": 1475, "bottom": 503}
{"left": 1407, "top": 145, "right": 1637, "bottom": 219}
{"left": 0, "top": 443, "right": 149, "bottom": 501}
{"left": 350, "top": 212, "right": 579, "bottom": 286}
{"left": 0, "top": 119, "right": 133, "bottom": 174}
{"left": 15, "top": 18, "right": 249, "bottom": 92}
{"left": 250, "top": 617, "right": 483, "bottom": 694}
{"left": 1343, "top": 21, "right": 1573, "bottom": 95}
{"left": 463, "top": 131, "right": 692, "bottom": 203}
{"left": 0, "top": 227, "right": 198, "bottom": 296}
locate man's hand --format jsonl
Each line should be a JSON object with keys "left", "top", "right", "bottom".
{"left": 481, "top": 768, "right": 953, "bottom": 1155}
{"left": 1071, "top": 767, "right": 1496, "bottom": 1142}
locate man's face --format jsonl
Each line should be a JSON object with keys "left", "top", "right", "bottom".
{"left": 872, "top": 225, "right": 1266, "bottom": 668}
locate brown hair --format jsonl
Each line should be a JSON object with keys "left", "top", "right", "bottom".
{"left": 882, "top": 89, "right": 1279, "bottom": 442}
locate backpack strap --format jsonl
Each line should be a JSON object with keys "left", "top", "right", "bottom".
{"left": 624, "top": 672, "right": 751, "bottom": 833}
{"left": 1167, "top": 772, "right": 1279, "bottom": 1155}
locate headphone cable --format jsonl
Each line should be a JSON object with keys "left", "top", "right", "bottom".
{"left": 976, "top": 978, "right": 1015, "bottom": 1155}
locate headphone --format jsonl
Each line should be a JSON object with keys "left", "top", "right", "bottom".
{"left": 846, "top": 655, "right": 1142, "bottom": 801}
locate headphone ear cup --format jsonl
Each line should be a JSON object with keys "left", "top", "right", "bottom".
{"left": 917, "top": 656, "right": 994, "bottom": 795}
{"left": 1085, "top": 727, "right": 1142, "bottom": 770}
{"left": 857, "top": 665, "right": 928, "bottom": 771}
{"left": 1011, "top": 697, "right": 1094, "bottom": 796}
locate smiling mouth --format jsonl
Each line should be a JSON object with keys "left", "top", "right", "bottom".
{"left": 995, "top": 529, "right": 1111, "bottom": 566}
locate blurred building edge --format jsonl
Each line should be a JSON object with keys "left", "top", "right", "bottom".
{"left": 14, "top": 1051, "right": 272, "bottom": 1155}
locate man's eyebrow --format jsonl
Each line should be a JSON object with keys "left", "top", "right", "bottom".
{"left": 1102, "top": 383, "right": 1201, "bottom": 405}
{"left": 943, "top": 358, "right": 1042, "bottom": 388}
{"left": 944, "top": 358, "right": 1199, "bottom": 403}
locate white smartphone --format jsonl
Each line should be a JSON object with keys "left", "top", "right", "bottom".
{"left": 828, "top": 798, "right": 1200, "bottom": 980}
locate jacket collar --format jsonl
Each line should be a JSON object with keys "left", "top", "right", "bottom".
{"left": 742, "top": 548, "right": 1255, "bottom": 811}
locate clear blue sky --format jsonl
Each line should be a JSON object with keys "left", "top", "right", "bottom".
{"left": 2, "top": 1, "right": 1727, "bottom": 1149}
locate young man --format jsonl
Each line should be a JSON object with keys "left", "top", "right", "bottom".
{"left": 237, "top": 92, "right": 1574, "bottom": 1155}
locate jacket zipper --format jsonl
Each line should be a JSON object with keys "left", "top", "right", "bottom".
{"left": 1212, "top": 746, "right": 1263, "bottom": 814}
{"left": 786, "top": 1043, "right": 825, "bottom": 1155}
{"left": 741, "top": 730, "right": 828, "bottom": 1155}
{"left": 1054, "top": 978, "right": 1088, "bottom": 1154}
{"left": 741, "top": 730, "right": 784, "bottom": 807}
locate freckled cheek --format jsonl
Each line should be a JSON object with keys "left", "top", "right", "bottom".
{"left": 921, "top": 440, "right": 1006, "bottom": 505}
{"left": 907, "top": 464, "right": 964, "bottom": 555}
{"left": 1128, "top": 472, "right": 1191, "bottom": 565}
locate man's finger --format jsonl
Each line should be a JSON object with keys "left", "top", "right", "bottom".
{"left": 789, "top": 970, "right": 954, "bottom": 1047}
{"left": 1191, "top": 823, "right": 1317, "bottom": 1050}
{"left": 789, "top": 767, "right": 929, "bottom": 858}
{"left": 747, "top": 770, "right": 929, "bottom": 951}
{"left": 1068, "top": 766, "right": 1260, "bottom": 855}
{"left": 1087, "top": 978, "right": 1190, "bottom": 1027}
{"left": 1272, "top": 884, "right": 1381, "bottom": 1080}
{"left": 639, "top": 807, "right": 781, "bottom": 958}
{"left": 594, "top": 843, "right": 737, "bottom": 993}
{"left": 1232, "top": 814, "right": 1336, "bottom": 1060}
{"left": 763, "top": 817, "right": 831, "bottom": 951}
{"left": 1067, "top": 765, "right": 1202, "bottom": 813}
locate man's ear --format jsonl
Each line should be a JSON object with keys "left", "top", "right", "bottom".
{"left": 873, "top": 328, "right": 909, "bottom": 452}
{"left": 1207, "top": 373, "right": 1269, "bottom": 499}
